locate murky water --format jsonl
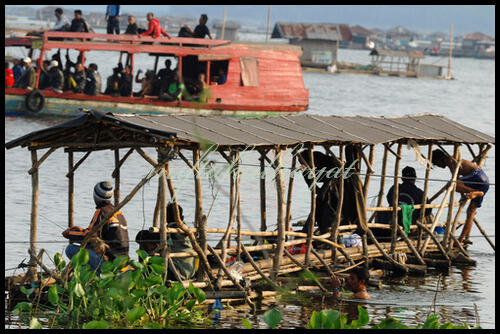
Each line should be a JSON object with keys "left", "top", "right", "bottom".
{"left": 5, "top": 39, "right": 495, "bottom": 328}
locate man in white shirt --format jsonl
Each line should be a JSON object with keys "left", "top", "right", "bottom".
{"left": 52, "top": 8, "right": 70, "bottom": 31}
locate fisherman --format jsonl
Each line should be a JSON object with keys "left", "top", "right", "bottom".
{"left": 105, "top": 5, "right": 121, "bottom": 35}
{"left": 52, "top": 7, "right": 70, "bottom": 32}
{"left": 385, "top": 166, "right": 433, "bottom": 226}
{"left": 330, "top": 267, "right": 371, "bottom": 300}
{"left": 431, "top": 149, "right": 489, "bottom": 246}
{"left": 178, "top": 14, "right": 212, "bottom": 39}
{"left": 140, "top": 12, "right": 171, "bottom": 39}
{"left": 62, "top": 181, "right": 129, "bottom": 274}
{"left": 135, "top": 203, "right": 197, "bottom": 280}
{"left": 13, "top": 57, "right": 37, "bottom": 90}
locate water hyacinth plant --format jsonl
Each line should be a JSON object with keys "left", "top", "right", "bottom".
{"left": 13, "top": 249, "right": 211, "bottom": 329}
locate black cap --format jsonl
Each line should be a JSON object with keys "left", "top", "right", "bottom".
{"left": 402, "top": 166, "right": 416, "bottom": 182}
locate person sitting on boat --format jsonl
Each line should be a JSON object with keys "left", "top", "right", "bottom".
{"left": 13, "top": 57, "right": 37, "bottom": 90}
{"left": 215, "top": 67, "right": 227, "bottom": 85}
{"left": 69, "top": 9, "right": 93, "bottom": 33}
{"left": 105, "top": 5, "right": 121, "bottom": 35}
{"left": 45, "top": 60, "right": 65, "bottom": 94}
{"left": 157, "top": 59, "right": 175, "bottom": 83}
{"left": 178, "top": 14, "right": 212, "bottom": 40}
{"left": 134, "top": 69, "right": 155, "bottom": 97}
{"left": 118, "top": 64, "right": 133, "bottom": 97}
{"left": 84, "top": 63, "right": 102, "bottom": 96}
{"left": 68, "top": 63, "right": 87, "bottom": 93}
{"left": 140, "top": 12, "right": 171, "bottom": 39}
{"left": 12, "top": 58, "right": 25, "bottom": 84}
{"left": 135, "top": 203, "right": 198, "bottom": 281}
{"left": 431, "top": 149, "right": 489, "bottom": 246}
{"left": 159, "top": 72, "right": 184, "bottom": 102}
{"left": 330, "top": 267, "right": 371, "bottom": 300}
{"left": 381, "top": 166, "right": 433, "bottom": 229}
{"left": 105, "top": 67, "right": 122, "bottom": 96}
{"left": 5, "top": 62, "right": 14, "bottom": 88}
{"left": 62, "top": 181, "right": 129, "bottom": 274}
{"left": 51, "top": 7, "right": 70, "bottom": 32}
{"left": 124, "top": 15, "right": 146, "bottom": 35}
{"left": 38, "top": 60, "right": 52, "bottom": 90}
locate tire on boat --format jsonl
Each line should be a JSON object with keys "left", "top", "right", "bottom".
{"left": 25, "top": 89, "right": 45, "bottom": 113}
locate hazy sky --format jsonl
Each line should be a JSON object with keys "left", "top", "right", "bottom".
{"left": 7, "top": 5, "right": 495, "bottom": 36}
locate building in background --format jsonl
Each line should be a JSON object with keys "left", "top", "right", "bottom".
{"left": 271, "top": 22, "right": 352, "bottom": 69}
{"left": 213, "top": 22, "right": 241, "bottom": 40}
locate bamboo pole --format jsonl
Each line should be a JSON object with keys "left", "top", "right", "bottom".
{"left": 152, "top": 179, "right": 161, "bottom": 228}
{"left": 221, "top": 8, "right": 227, "bottom": 40}
{"left": 235, "top": 151, "right": 242, "bottom": 262}
{"left": 259, "top": 150, "right": 267, "bottom": 232}
{"left": 415, "top": 221, "right": 451, "bottom": 264}
{"left": 305, "top": 147, "right": 316, "bottom": 266}
{"left": 285, "top": 154, "right": 298, "bottom": 234}
{"left": 28, "top": 147, "right": 57, "bottom": 174}
{"left": 192, "top": 147, "right": 207, "bottom": 264}
{"left": 366, "top": 228, "right": 408, "bottom": 273}
{"left": 443, "top": 144, "right": 459, "bottom": 246}
{"left": 265, "top": 5, "right": 272, "bottom": 43}
{"left": 420, "top": 158, "right": 462, "bottom": 256}
{"left": 369, "top": 144, "right": 389, "bottom": 225}
{"left": 114, "top": 149, "right": 120, "bottom": 206}
{"left": 158, "top": 153, "right": 169, "bottom": 275}
{"left": 284, "top": 249, "right": 327, "bottom": 292}
{"left": 449, "top": 234, "right": 469, "bottom": 257}
{"left": 418, "top": 144, "right": 433, "bottom": 249}
{"left": 240, "top": 244, "right": 281, "bottom": 291}
{"left": 111, "top": 147, "right": 134, "bottom": 178}
{"left": 271, "top": 148, "right": 285, "bottom": 280}
{"left": 473, "top": 218, "right": 495, "bottom": 251}
{"left": 363, "top": 145, "right": 375, "bottom": 200}
{"left": 311, "top": 248, "right": 334, "bottom": 276}
{"left": 390, "top": 142, "right": 403, "bottom": 254}
{"left": 331, "top": 145, "right": 344, "bottom": 263}
{"left": 396, "top": 224, "right": 426, "bottom": 265}
{"left": 28, "top": 149, "right": 39, "bottom": 283}
{"left": 67, "top": 151, "right": 74, "bottom": 227}
{"left": 65, "top": 151, "right": 91, "bottom": 177}
{"left": 447, "top": 24, "right": 453, "bottom": 79}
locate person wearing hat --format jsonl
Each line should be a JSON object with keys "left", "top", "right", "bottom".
{"left": 385, "top": 166, "right": 433, "bottom": 229}
{"left": 45, "top": 60, "right": 65, "bottom": 93}
{"left": 62, "top": 181, "right": 129, "bottom": 273}
{"left": 13, "top": 57, "right": 37, "bottom": 90}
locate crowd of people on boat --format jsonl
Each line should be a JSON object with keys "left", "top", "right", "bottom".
{"left": 48, "top": 7, "right": 212, "bottom": 40}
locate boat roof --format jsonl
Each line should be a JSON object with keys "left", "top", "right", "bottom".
{"left": 370, "top": 49, "right": 424, "bottom": 59}
{"left": 5, "top": 31, "right": 302, "bottom": 57}
{"left": 5, "top": 109, "right": 495, "bottom": 151}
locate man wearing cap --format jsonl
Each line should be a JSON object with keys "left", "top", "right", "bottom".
{"left": 62, "top": 181, "right": 129, "bottom": 273}
{"left": 45, "top": 60, "right": 64, "bottom": 93}
{"left": 13, "top": 57, "right": 37, "bottom": 90}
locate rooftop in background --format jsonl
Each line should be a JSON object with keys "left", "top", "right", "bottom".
{"left": 460, "top": 31, "right": 495, "bottom": 41}
{"left": 5, "top": 109, "right": 495, "bottom": 151}
{"left": 271, "top": 22, "right": 352, "bottom": 42}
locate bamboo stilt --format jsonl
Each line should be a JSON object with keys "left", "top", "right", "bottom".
{"left": 363, "top": 145, "right": 375, "bottom": 200}
{"left": 65, "top": 151, "right": 91, "bottom": 177}
{"left": 418, "top": 144, "right": 433, "bottom": 250}
{"left": 235, "top": 152, "right": 242, "bottom": 262}
{"left": 114, "top": 149, "right": 120, "bottom": 206}
{"left": 443, "top": 144, "right": 459, "bottom": 246}
{"left": 390, "top": 142, "right": 402, "bottom": 254}
{"left": 396, "top": 224, "right": 426, "bottom": 265}
{"left": 415, "top": 221, "right": 451, "bottom": 264}
{"left": 285, "top": 154, "right": 298, "bottom": 234}
{"left": 193, "top": 148, "right": 207, "bottom": 272}
{"left": 28, "top": 147, "right": 57, "bottom": 175}
{"left": 152, "top": 179, "right": 161, "bottom": 228}
{"left": 259, "top": 150, "right": 267, "bottom": 232}
{"left": 271, "top": 148, "right": 285, "bottom": 281}
{"left": 158, "top": 152, "right": 169, "bottom": 275}
{"left": 449, "top": 234, "right": 469, "bottom": 257}
{"left": 366, "top": 228, "right": 408, "bottom": 273}
{"left": 284, "top": 249, "right": 327, "bottom": 292}
{"left": 67, "top": 151, "right": 74, "bottom": 227}
{"left": 28, "top": 149, "right": 39, "bottom": 283}
{"left": 331, "top": 145, "right": 344, "bottom": 264}
{"left": 369, "top": 144, "right": 389, "bottom": 223}
{"left": 473, "top": 218, "right": 495, "bottom": 251}
{"left": 240, "top": 244, "right": 281, "bottom": 291}
{"left": 305, "top": 147, "right": 316, "bottom": 266}
{"left": 311, "top": 248, "right": 334, "bottom": 276}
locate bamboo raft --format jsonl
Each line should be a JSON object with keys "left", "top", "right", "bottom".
{"left": 5, "top": 109, "right": 495, "bottom": 309}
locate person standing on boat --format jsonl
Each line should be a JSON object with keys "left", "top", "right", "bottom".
{"left": 62, "top": 181, "right": 129, "bottom": 274}
{"left": 179, "top": 14, "right": 212, "bottom": 39}
{"left": 52, "top": 8, "right": 70, "bottom": 32}
{"left": 69, "top": 10, "right": 93, "bottom": 33}
{"left": 330, "top": 267, "right": 371, "bottom": 300}
{"left": 431, "top": 149, "right": 489, "bottom": 246}
{"left": 105, "top": 5, "right": 121, "bottom": 35}
{"left": 84, "top": 63, "right": 102, "bottom": 96}
{"left": 12, "top": 58, "right": 25, "bottom": 84}
{"left": 141, "top": 12, "right": 171, "bottom": 39}
{"left": 13, "top": 57, "right": 37, "bottom": 90}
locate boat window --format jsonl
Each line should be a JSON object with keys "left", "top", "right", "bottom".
{"left": 240, "top": 56, "right": 259, "bottom": 87}
{"left": 210, "top": 61, "right": 229, "bottom": 85}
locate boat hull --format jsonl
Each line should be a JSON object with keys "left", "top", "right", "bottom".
{"left": 6, "top": 90, "right": 305, "bottom": 118}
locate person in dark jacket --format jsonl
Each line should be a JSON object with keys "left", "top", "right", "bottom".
{"left": 14, "top": 57, "right": 37, "bottom": 90}
{"left": 12, "top": 58, "right": 25, "bottom": 83}
{"left": 105, "top": 67, "right": 122, "bottom": 96}
{"left": 62, "top": 181, "right": 129, "bottom": 274}
{"left": 84, "top": 63, "right": 102, "bottom": 95}
{"left": 69, "top": 9, "right": 93, "bottom": 33}
{"left": 46, "top": 60, "right": 65, "bottom": 93}
{"left": 38, "top": 60, "right": 51, "bottom": 90}
{"left": 119, "top": 64, "right": 133, "bottom": 97}
{"left": 178, "top": 14, "right": 212, "bottom": 39}
{"left": 125, "top": 15, "right": 140, "bottom": 35}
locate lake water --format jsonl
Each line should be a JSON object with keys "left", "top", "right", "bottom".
{"left": 5, "top": 42, "right": 495, "bottom": 329}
